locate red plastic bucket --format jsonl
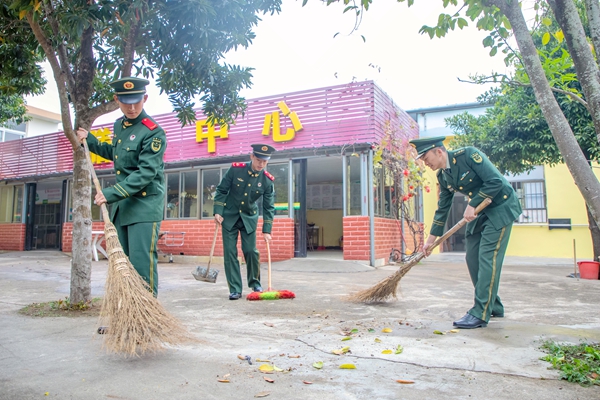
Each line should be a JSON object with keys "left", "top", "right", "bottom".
{"left": 577, "top": 261, "right": 600, "bottom": 280}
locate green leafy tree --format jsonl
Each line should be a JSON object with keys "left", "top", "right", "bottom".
{"left": 447, "top": 83, "right": 600, "bottom": 258}
{"left": 0, "top": 94, "right": 29, "bottom": 127}
{"left": 0, "top": 0, "right": 281, "bottom": 303}
{"left": 317, "top": 0, "right": 600, "bottom": 238}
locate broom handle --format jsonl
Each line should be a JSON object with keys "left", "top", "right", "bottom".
{"left": 266, "top": 240, "right": 272, "bottom": 291}
{"left": 206, "top": 223, "right": 219, "bottom": 272}
{"left": 410, "top": 198, "right": 492, "bottom": 266}
{"left": 82, "top": 138, "right": 111, "bottom": 223}
{"left": 427, "top": 197, "right": 492, "bottom": 252}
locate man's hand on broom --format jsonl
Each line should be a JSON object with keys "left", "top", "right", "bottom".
{"left": 77, "top": 127, "right": 107, "bottom": 206}
{"left": 422, "top": 235, "right": 438, "bottom": 257}
{"left": 263, "top": 233, "right": 272, "bottom": 243}
{"left": 214, "top": 214, "right": 223, "bottom": 225}
{"left": 94, "top": 191, "right": 107, "bottom": 206}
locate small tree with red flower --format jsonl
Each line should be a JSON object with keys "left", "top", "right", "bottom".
{"left": 372, "top": 120, "right": 430, "bottom": 262}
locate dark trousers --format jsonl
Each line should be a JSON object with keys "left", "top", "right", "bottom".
{"left": 465, "top": 214, "right": 512, "bottom": 322}
{"left": 114, "top": 211, "right": 161, "bottom": 296}
{"left": 222, "top": 217, "right": 261, "bottom": 294}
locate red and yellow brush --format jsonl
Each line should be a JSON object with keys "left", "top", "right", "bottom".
{"left": 247, "top": 241, "right": 295, "bottom": 301}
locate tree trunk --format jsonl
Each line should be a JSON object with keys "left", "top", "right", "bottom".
{"left": 548, "top": 0, "right": 600, "bottom": 144}
{"left": 492, "top": 0, "right": 600, "bottom": 228}
{"left": 69, "top": 147, "right": 93, "bottom": 304}
{"left": 586, "top": 205, "right": 600, "bottom": 261}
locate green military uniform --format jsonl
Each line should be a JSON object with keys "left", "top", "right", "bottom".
{"left": 414, "top": 138, "right": 522, "bottom": 323}
{"left": 86, "top": 77, "right": 167, "bottom": 296}
{"left": 213, "top": 161, "right": 275, "bottom": 295}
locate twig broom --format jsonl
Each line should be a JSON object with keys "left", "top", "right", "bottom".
{"left": 348, "top": 198, "right": 492, "bottom": 303}
{"left": 246, "top": 241, "right": 295, "bottom": 301}
{"left": 83, "top": 139, "right": 191, "bottom": 356}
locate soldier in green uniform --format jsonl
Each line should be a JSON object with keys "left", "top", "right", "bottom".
{"left": 410, "top": 136, "right": 522, "bottom": 329}
{"left": 77, "top": 77, "right": 167, "bottom": 298}
{"left": 213, "top": 144, "right": 276, "bottom": 300}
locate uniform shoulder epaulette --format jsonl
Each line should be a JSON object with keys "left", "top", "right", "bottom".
{"left": 141, "top": 118, "right": 158, "bottom": 130}
{"left": 453, "top": 148, "right": 466, "bottom": 156}
{"left": 232, "top": 162, "right": 246, "bottom": 168}
{"left": 264, "top": 171, "right": 275, "bottom": 181}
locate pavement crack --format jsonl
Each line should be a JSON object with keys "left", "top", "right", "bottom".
{"left": 294, "top": 337, "right": 559, "bottom": 382}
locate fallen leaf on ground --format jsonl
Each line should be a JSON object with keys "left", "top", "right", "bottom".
{"left": 264, "top": 322, "right": 274, "bottom": 327}
{"left": 382, "top": 349, "right": 393, "bottom": 354}
{"left": 223, "top": 373, "right": 230, "bottom": 379}
{"left": 396, "top": 379, "right": 415, "bottom": 384}
{"left": 256, "top": 359, "right": 271, "bottom": 362}
{"left": 303, "top": 381, "right": 313, "bottom": 384}
{"left": 259, "top": 364, "right": 275, "bottom": 374}
{"left": 395, "top": 345, "right": 404, "bottom": 354}
{"left": 254, "top": 392, "right": 270, "bottom": 398}
{"left": 264, "top": 377, "right": 274, "bottom": 383}
{"left": 374, "top": 338, "right": 382, "bottom": 343}
{"left": 288, "top": 355, "right": 301, "bottom": 358}
{"left": 273, "top": 365, "right": 284, "bottom": 372}
{"left": 433, "top": 330, "right": 445, "bottom": 335}
{"left": 382, "top": 328, "right": 392, "bottom": 333}
{"left": 341, "top": 336, "right": 352, "bottom": 341}
{"left": 350, "top": 328, "right": 358, "bottom": 334}
{"left": 368, "top": 328, "right": 375, "bottom": 333}
{"left": 449, "top": 329, "right": 459, "bottom": 333}
{"left": 217, "top": 379, "right": 230, "bottom": 383}
{"left": 339, "top": 364, "right": 356, "bottom": 369}
{"left": 312, "top": 361, "right": 323, "bottom": 369}
{"left": 332, "top": 346, "right": 350, "bottom": 355}
{"left": 237, "top": 355, "right": 246, "bottom": 360}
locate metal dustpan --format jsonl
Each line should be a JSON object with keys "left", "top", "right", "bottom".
{"left": 192, "top": 223, "right": 220, "bottom": 283}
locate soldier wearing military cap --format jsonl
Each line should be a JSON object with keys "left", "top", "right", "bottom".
{"left": 409, "top": 136, "right": 522, "bottom": 329}
{"left": 213, "top": 144, "right": 276, "bottom": 300}
{"left": 77, "top": 76, "right": 167, "bottom": 300}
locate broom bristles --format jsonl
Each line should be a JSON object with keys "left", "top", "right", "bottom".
{"left": 347, "top": 263, "right": 414, "bottom": 303}
{"left": 99, "top": 222, "right": 193, "bottom": 356}
{"left": 246, "top": 289, "right": 296, "bottom": 301}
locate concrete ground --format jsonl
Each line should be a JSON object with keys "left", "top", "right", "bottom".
{"left": 0, "top": 250, "right": 599, "bottom": 399}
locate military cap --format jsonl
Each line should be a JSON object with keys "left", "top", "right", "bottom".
{"left": 409, "top": 136, "right": 447, "bottom": 158}
{"left": 109, "top": 77, "right": 149, "bottom": 104}
{"left": 251, "top": 144, "right": 276, "bottom": 160}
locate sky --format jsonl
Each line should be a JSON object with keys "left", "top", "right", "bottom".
{"left": 26, "top": 0, "right": 511, "bottom": 126}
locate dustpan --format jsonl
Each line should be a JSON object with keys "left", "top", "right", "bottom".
{"left": 192, "top": 223, "right": 220, "bottom": 283}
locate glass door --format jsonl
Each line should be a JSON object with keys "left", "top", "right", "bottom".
{"left": 293, "top": 159, "right": 307, "bottom": 257}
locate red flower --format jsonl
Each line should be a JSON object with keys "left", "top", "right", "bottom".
{"left": 408, "top": 193, "right": 414, "bottom": 198}
{"left": 402, "top": 195, "right": 409, "bottom": 202}
{"left": 409, "top": 185, "right": 414, "bottom": 190}
{"left": 425, "top": 186, "right": 431, "bottom": 193}
{"left": 403, "top": 169, "right": 409, "bottom": 176}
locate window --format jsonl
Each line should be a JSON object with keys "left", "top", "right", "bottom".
{"left": 346, "top": 155, "right": 362, "bottom": 216}
{"left": 166, "top": 170, "right": 199, "bottom": 219}
{"left": 511, "top": 181, "right": 547, "bottom": 223}
{"left": 506, "top": 166, "right": 546, "bottom": 223}
{"left": 0, "top": 127, "right": 25, "bottom": 142}
{"left": 201, "top": 169, "right": 222, "bottom": 218}
{"left": 0, "top": 185, "right": 24, "bottom": 222}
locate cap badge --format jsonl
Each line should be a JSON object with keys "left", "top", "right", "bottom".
{"left": 124, "top": 81, "right": 135, "bottom": 90}
{"left": 261, "top": 146, "right": 268, "bottom": 151}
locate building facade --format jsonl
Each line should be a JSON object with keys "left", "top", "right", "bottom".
{"left": 0, "top": 81, "right": 421, "bottom": 266}
{"left": 407, "top": 103, "right": 600, "bottom": 259}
